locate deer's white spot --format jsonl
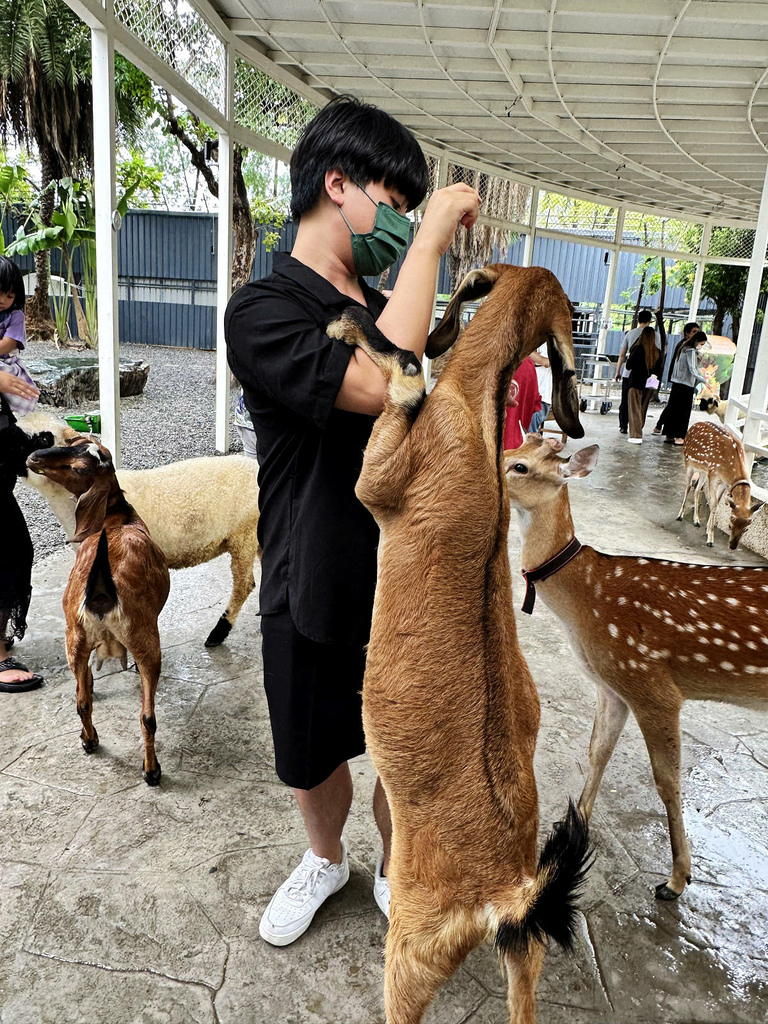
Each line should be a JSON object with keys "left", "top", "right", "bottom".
{"left": 608, "top": 623, "right": 618, "bottom": 638}
{"left": 693, "top": 653, "right": 708, "bottom": 662}
{"left": 720, "top": 661, "right": 735, "bottom": 671}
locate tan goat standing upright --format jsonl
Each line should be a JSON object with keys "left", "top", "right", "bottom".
{"left": 677, "top": 420, "right": 756, "bottom": 549}
{"left": 505, "top": 433, "right": 768, "bottom": 901}
{"left": 327, "top": 265, "right": 589, "bottom": 1024}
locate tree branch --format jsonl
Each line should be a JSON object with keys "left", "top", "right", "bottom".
{"left": 160, "top": 90, "right": 218, "bottom": 197}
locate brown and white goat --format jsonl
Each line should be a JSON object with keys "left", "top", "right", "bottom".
{"left": 677, "top": 420, "right": 757, "bottom": 549}
{"left": 505, "top": 433, "right": 768, "bottom": 900}
{"left": 327, "top": 265, "right": 589, "bottom": 1024}
{"left": 27, "top": 437, "right": 170, "bottom": 785}
{"left": 19, "top": 411, "right": 260, "bottom": 647}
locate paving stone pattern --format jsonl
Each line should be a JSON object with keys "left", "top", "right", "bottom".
{"left": 2, "top": 405, "right": 767, "bottom": 1023}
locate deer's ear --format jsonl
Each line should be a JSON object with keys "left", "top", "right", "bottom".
{"left": 561, "top": 444, "right": 599, "bottom": 479}
{"left": 425, "top": 266, "right": 501, "bottom": 358}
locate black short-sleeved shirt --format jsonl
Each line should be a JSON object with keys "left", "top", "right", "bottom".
{"left": 224, "top": 252, "right": 387, "bottom": 648}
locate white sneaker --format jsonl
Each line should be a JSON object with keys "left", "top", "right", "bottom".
{"left": 373, "top": 853, "right": 390, "bottom": 919}
{"left": 627, "top": 437, "right": 642, "bottom": 444}
{"left": 259, "top": 839, "right": 350, "bottom": 946}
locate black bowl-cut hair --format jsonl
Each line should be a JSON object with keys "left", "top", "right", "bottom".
{"left": 0, "top": 256, "right": 25, "bottom": 311}
{"left": 290, "top": 96, "right": 429, "bottom": 221}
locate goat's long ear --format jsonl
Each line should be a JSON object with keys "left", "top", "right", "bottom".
{"left": 425, "top": 266, "right": 501, "bottom": 358}
{"left": 561, "top": 444, "right": 599, "bottom": 479}
{"left": 547, "top": 311, "right": 585, "bottom": 440}
{"left": 72, "top": 475, "right": 112, "bottom": 542}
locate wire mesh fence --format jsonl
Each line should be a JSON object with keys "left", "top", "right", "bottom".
{"left": 622, "top": 211, "right": 701, "bottom": 254}
{"left": 234, "top": 58, "right": 317, "bottom": 148}
{"left": 114, "top": 0, "right": 226, "bottom": 112}
{"left": 707, "top": 226, "right": 759, "bottom": 261}
{"left": 536, "top": 191, "right": 617, "bottom": 239}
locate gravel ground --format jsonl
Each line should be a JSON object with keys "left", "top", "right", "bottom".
{"left": 16, "top": 340, "right": 242, "bottom": 562}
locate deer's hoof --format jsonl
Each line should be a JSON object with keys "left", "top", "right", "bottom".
{"left": 81, "top": 732, "right": 99, "bottom": 754}
{"left": 143, "top": 762, "right": 162, "bottom": 787}
{"left": 676, "top": 514, "right": 683, "bottom": 521}
{"left": 655, "top": 881, "right": 683, "bottom": 901}
{"left": 707, "top": 541, "right": 714, "bottom": 547}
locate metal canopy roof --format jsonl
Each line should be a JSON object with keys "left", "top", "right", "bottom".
{"left": 211, "top": 0, "right": 768, "bottom": 225}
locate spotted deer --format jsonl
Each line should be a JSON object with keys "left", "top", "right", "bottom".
{"left": 677, "top": 420, "right": 757, "bottom": 549}
{"left": 327, "top": 265, "right": 590, "bottom": 1024}
{"left": 505, "top": 432, "right": 768, "bottom": 901}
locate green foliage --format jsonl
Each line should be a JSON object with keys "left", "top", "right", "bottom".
{"left": 117, "top": 153, "right": 162, "bottom": 210}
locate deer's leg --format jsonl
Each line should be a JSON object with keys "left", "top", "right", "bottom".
{"left": 578, "top": 680, "right": 630, "bottom": 819}
{"left": 205, "top": 528, "right": 260, "bottom": 648}
{"left": 384, "top": 900, "right": 482, "bottom": 1024}
{"left": 133, "top": 633, "right": 162, "bottom": 786}
{"left": 503, "top": 942, "right": 545, "bottom": 1024}
{"left": 706, "top": 481, "right": 725, "bottom": 547}
{"left": 677, "top": 470, "right": 695, "bottom": 522}
{"left": 693, "top": 477, "right": 705, "bottom": 527}
{"left": 633, "top": 699, "right": 691, "bottom": 899}
{"left": 68, "top": 628, "right": 98, "bottom": 753}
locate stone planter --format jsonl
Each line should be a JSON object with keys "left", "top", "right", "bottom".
{"left": 24, "top": 356, "right": 150, "bottom": 406}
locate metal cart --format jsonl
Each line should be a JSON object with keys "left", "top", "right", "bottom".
{"left": 578, "top": 353, "right": 622, "bottom": 415}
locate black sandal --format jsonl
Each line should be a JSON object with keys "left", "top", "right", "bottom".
{"left": 0, "top": 657, "right": 44, "bottom": 693}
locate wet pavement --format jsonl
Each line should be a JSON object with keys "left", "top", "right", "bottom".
{"left": 1, "top": 405, "right": 767, "bottom": 1024}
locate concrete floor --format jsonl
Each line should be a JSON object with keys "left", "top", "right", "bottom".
{"left": 2, "top": 406, "right": 767, "bottom": 1024}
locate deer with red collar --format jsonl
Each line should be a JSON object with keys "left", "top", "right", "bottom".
{"left": 27, "top": 436, "right": 170, "bottom": 785}
{"left": 505, "top": 432, "right": 768, "bottom": 902}
{"left": 677, "top": 420, "right": 757, "bottom": 550}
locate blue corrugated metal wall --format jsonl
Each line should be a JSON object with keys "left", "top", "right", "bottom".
{"left": 2, "top": 208, "right": 714, "bottom": 353}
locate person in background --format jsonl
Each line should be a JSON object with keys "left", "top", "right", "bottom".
{"left": 626, "top": 325, "right": 663, "bottom": 443}
{"left": 653, "top": 321, "right": 700, "bottom": 436}
{"left": 503, "top": 357, "right": 540, "bottom": 450}
{"left": 0, "top": 369, "right": 49, "bottom": 693}
{"left": 661, "top": 330, "right": 708, "bottom": 446}
{"left": 615, "top": 310, "right": 656, "bottom": 434}
{"left": 528, "top": 343, "right": 552, "bottom": 433}
{"left": 0, "top": 257, "right": 37, "bottom": 417}
{"left": 225, "top": 96, "right": 480, "bottom": 947}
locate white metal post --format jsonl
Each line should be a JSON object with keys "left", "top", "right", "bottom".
{"left": 91, "top": 13, "right": 121, "bottom": 465}
{"left": 688, "top": 223, "right": 711, "bottom": 325}
{"left": 596, "top": 209, "right": 625, "bottom": 356}
{"left": 522, "top": 188, "right": 539, "bottom": 268}
{"left": 215, "top": 45, "right": 234, "bottom": 454}
{"left": 740, "top": 312, "right": 768, "bottom": 469}
{"left": 727, "top": 161, "right": 768, "bottom": 429}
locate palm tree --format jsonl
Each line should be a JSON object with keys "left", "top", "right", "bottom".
{"left": 0, "top": 0, "right": 93, "bottom": 335}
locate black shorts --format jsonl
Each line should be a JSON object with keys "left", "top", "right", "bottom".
{"left": 260, "top": 608, "right": 367, "bottom": 789}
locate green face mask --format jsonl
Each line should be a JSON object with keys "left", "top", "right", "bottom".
{"left": 339, "top": 185, "right": 411, "bottom": 276}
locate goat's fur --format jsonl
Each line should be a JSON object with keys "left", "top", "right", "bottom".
{"left": 27, "top": 437, "right": 170, "bottom": 785}
{"left": 18, "top": 411, "right": 260, "bottom": 647}
{"left": 329, "top": 265, "right": 589, "bottom": 1024}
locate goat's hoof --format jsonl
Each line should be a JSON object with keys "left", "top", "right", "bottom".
{"left": 205, "top": 616, "right": 232, "bottom": 648}
{"left": 143, "top": 762, "right": 162, "bottom": 786}
{"left": 81, "top": 733, "right": 99, "bottom": 754}
{"left": 655, "top": 881, "right": 683, "bottom": 901}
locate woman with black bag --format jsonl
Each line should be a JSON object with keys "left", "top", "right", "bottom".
{"left": 626, "top": 325, "right": 663, "bottom": 444}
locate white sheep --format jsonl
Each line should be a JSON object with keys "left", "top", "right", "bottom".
{"left": 18, "top": 410, "right": 260, "bottom": 647}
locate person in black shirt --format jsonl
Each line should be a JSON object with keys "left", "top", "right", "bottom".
{"left": 225, "top": 96, "right": 479, "bottom": 947}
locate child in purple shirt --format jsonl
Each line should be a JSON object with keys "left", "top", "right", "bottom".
{"left": 0, "top": 257, "right": 37, "bottom": 416}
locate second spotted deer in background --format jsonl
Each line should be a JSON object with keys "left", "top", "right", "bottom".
{"left": 677, "top": 420, "right": 758, "bottom": 549}
{"left": 505, "top": 433, "right": 768, "bottom": 901}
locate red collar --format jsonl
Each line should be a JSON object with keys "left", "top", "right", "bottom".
{"left": 521, "top": 537, "right": 583, "bottom": 614}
